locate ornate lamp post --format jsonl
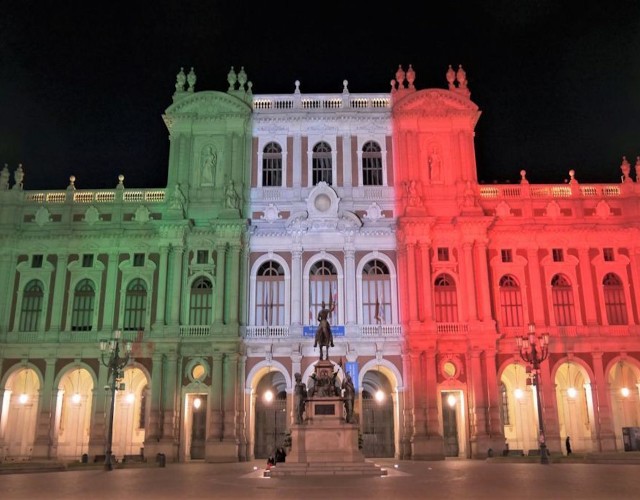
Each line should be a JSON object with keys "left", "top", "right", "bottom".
{"left": 515, "top": 323, "right": 550, "bottom": 464}
{"left": 100, "top": 329, "right": 132, "bottom": 471}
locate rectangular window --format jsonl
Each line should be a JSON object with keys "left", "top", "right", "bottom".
{"left": 196, "top": 250, "right": 208, "bottom": 264}
{"left": 262, "top": 156, "right": 283, "bottom": 187}
{"left": 603, "top": 248, "right": 614, "bottom": 262}
{"left": 552, "top": 248, "right": 564, "bottom": 262}
{"left": 32, "top": 254, "right": 43, "bottom": 268}
{"left": 501, "top": 249, "right": 513, "bottom": 263}
{"left": 82, "top": 254, "right": 94, "bottom": 267}
{"left": 133, "top": 253, "right": 145, "bottom": 267}
{"left": 437, "top": 247, "right": 449, "bottom": 262}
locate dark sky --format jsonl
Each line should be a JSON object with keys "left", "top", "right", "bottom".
{"left": 1, "top": 1, "right": 639, "bottom": 190}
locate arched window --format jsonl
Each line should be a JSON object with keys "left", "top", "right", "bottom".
{"left": 256, "top": 261, "right": 285, "bottom": 326}
{"left": 499, "top": 275, "right": 523, "bottom": 327}
{"left": 309, "top": 260, "right": 338, "bottom": 323}
{"left": 312, "top": 142, "right": 332, "bottom": 185}
{"left": 551, "top": 274, "right": 576, "bottom": 326}
{"left": 123, "top": 278, "right": 147, "bottom": 331}
{"left": 362, "top": 141, "right": 383, "bottom": 186}
{"left": 71, "top": 279, "right": 95, "bottom": 331}
{"left": 434, "top": 273, "right": 458, "bottom": 323}
{"left": 603, "top": 273, "right": 627, "bottom": 325}
{"left": 19, "top": 279, "right": 44, "bottom": 332}
{"left": 189, "top": 276, "right": 213, "bottom": 325}
{"left": 362, "top": 259, "right": 390, "bottom": 324}
{"left": 262, "top": 142, "right": 282, "bottom": 187}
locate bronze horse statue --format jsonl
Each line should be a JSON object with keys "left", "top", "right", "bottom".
{"left": 314, "top": 305, "right": 334, "bottom": 360}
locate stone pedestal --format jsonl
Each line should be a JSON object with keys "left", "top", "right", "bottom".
{"left": 269, "top": 361, "right": 386, "bottom": 477}
{"left": 287, "top": 398, "right": 362, "bottom": 464}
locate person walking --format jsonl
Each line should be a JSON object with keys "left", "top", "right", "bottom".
{"left": 565, "top": 436, "right": 572, "bottom": 455}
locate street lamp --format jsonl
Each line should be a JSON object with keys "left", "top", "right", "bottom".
{"left": 515, "top": 323, "right": 550, "bottom": 464}
{"left": 100, "top": 329, "right": 132, "bottom": 471}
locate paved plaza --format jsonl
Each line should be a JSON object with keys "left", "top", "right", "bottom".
{"left": 2, "top": 459, "right": 640, "bottom": 500}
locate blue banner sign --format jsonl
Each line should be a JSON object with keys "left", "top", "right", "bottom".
{"left": 303, "top": 325, "right": 345, "bottom": 337}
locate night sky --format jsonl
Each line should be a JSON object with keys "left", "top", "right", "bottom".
{"left": 1, "top": 1, "right": 639, "bottom": 190}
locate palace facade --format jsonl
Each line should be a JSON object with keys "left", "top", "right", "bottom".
{"left": 1, "top": 65, "right": 639, "bottom": 463}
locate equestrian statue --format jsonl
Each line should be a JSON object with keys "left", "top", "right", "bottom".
{"left": 314, "top": 301, "right": 335, "bottom": 360}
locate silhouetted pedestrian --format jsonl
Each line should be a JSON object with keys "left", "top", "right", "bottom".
{"left": 275, "top": 446, "right": 286, "bottom": 463}
{"left": 565, "top": 436, "right": 572, "bottom": 455}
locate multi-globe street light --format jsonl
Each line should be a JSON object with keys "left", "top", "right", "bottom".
{"left": 99, "top": 329, "right": 132, "bottom": 471}
{"left": 515, "top": 323, "right": 550, "bottom": 464}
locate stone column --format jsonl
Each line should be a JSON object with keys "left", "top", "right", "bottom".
{"left": 0, "top": 252, "right": 13, "bottom": 334}
{"left": 32, "top": 358, "right": 56, "bottom": 458}
{"left": 168, "top": 246, "right": 184, "bottom": 326}
{"left": 418, "top": 241, "right": 433, "bottom": 323}
{"left": 475, "top": 241, "right": 493, "bottom": 321}
{"left": 399, "top": 350, "right": 414, "bottom": 459}
{"left": 462, "top": 242, "right": 477, "bottom": 322}
{"left": 154, "top": 246, "right": 169, "bottom": 327}
{"left": 215, "top": 244, "right": 227, "bottom": 325}
{"left": 88, "top": 361, "right": 110, "bottom": 458}
{"left": 161, "top": 351, "right": 179, "bottom": 444}
{"left": 145, "top": 352, "right": 164, "bottom": 441}
{"left": 627, "top": 247, "right": 640, "bottom": 324}
{"left": 526, "top": 248, "right": 545, "bottom": 324}
{"left": 237, "top": 354, "right": 249, "bottom": 461}
{"left": 591, "top": 352, "right": 617, "bottom": 450}
{"left": 222, "top": 353, "right": 239, "bottom": 441}
{"left": 345, "top": 247, "right": 357, "bottom": 325}
{"left": 424, "top": 350, "right": 444, "bottom": 459}
{"left": 291, "top": 248, "right": 302, "bottom": 325}
{"left": 208, "top": 352, "right": 224, "bottom": 441}
{"left": 576, "top": 247, "right": 595, "bottom": 325}
{"left": 406, "top": 243, "right": 418, "bottom": 322}
{"left": 49, "top": 253, "right": 68, "bottom": 331}
{"left": 484, "top": 349, "right": 504, "bottom": 437}
{"left": 227, "top": 243, "right": 241, "bottom": 324}
{"left": 102, "top": 253, "right": 119, "bottom": 332}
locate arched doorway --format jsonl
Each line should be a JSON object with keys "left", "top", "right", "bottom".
{"left": 361, "top": 370, "right": 394, "bottom": 457}
{"left": 554, "top": 361, "right": 594, "bottom": 453}
{"left": 500, "top": 363, "right": 539, "bottom": 453}
{"left": 111, "top": 366, "right": 147, "bottom": 458}
{"left": 1, "top": 367, "right": 40, "bottom": 459}
{"left": 55, "top": 367, "right": 94, "bottom": 459}
{"left": 609, "top": 360, "right": 640, "bottom": 450}
{"left": 254, "top": 371, "right": 287, "bottom": 459}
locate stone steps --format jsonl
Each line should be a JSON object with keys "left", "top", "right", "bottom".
{"left": 0, "top": 460, "right": 67, "bottom": 475}
{"left": 266, "top": 461, "right": 387, "bottom": 477}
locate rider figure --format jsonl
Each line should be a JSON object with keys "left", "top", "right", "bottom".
{"left": 315, "top": 301, "right": 334, "bottom": 348}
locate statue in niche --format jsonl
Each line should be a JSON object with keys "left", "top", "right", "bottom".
{"left": 169, "top": 184, "right": 186, "bottom": 214}
{"left": 225, "top": 179, "right": 239, "bottom": 209}
{"left": 201, "top": 146, "right": 216, "bottom": 185}
{"left": 428, "top": 149, "right": 441, "bottom": 181}
{"left": 404, "top": 180, "right": 421, "bottom": 207}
